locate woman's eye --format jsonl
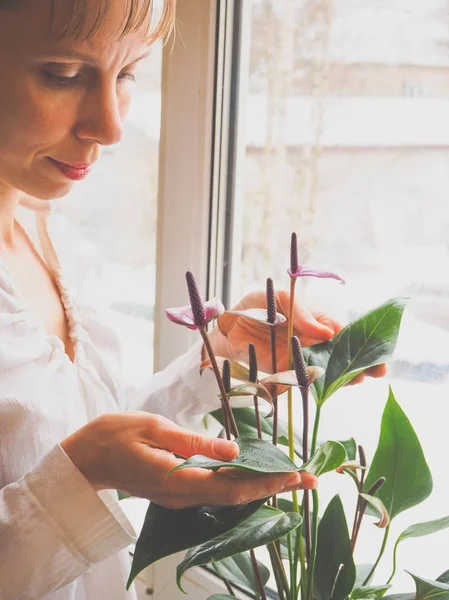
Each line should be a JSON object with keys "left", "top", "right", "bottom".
{"left": 45, "top": 72, "right": 81, "bottom": 88}
{"left": 43, "top": 70, "right": 136, "bottom": 88}
{"left": 118, "top": 72, "right": 136, "bottom": 83}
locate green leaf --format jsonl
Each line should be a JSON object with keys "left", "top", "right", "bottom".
{"left": 315, "top": 495, "right": 356, "bottom": 600}
{"left": 201, "top": 357, "right": 250, "bottom": 382}
{"left": 127, "top": 498, "right": 266, "bottom": 589}
{"left": 207, "top": 596, "right": 237, "bottom": 600}
{"left": 277, "top": 498, "right": 294, "bottom": 513}
{"left": 227, "top": 382, "right": 273, "bottom": 405}
{"left": 277, "top": 498, "right": 298, "bottom": 560}
{"left": 303, "top": 298, "right": 406, "bottom": 405}
{"left": 340, "top": 438, "right": 357, "bottom": 461}
{"left": 438, "top": 572, "right": 449, "bottom": 585}
{"left": 335, "top": 438, "right": 360, "bottom": 488}
{"left": 210, "top": 407, "right": 303, "bottom": 457}
{"left": 397, "top": 515, "right": 449, "bottom": 544}
{"left": 364, "top": 388, "right": 433, "bottom": 520}
{"left": 302, "top": 441, "right": 346, "bottom": 476}
{"left": 391, "top": 516, "right": 449, "bottom": 578}
{"left": 167, "top": 436, "right": 299, "bottom": 476}
{"left": 213, "top": 551, "right": 270, "bottom": 593}
{"left": 117, "top": 490, "right": 132, "bottom": 500}
{"left": 354, "top": 565, "right": 375, "bottom": 589}
{"left": 261, "top": 365, "right": 324, "bottom": 388}
{"left": 177, "top": 505, "right": 302, "bottom": 591}
{"left": 277, "top": 498, "right": 319, "bottom": 559}
{"left": 351, "top": 585, "right": 391, "bottom": 599}
{"left": 383, "top": 595, "right": 415, "bottom": 600}
{"left": 408, "top": 572, "right": 449, "bottom": 600}
{"left": 359, "top": 494, "right": 390, "bottom": 528}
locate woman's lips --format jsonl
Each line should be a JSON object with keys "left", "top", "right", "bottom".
{"left": 47, "top": 157, "right": 92, "bottom": 181}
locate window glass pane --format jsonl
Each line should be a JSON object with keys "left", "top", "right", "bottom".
{"left": 235, "top": 0, "right": 449, "bottom": 591}
{"left": 54, "top": 42, "right": 162, "bottom": 387}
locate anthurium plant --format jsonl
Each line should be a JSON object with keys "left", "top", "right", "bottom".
{"left": 126, "top": 233, "right": 448, "bottom": 600}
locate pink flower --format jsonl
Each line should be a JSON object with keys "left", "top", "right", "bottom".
{"left": 289, "top": 232, "right": 345, "bottom": 284}
{"left": 166, "top": 297, "right": 225, "bottom": 330}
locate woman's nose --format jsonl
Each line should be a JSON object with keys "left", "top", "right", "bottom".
{"left": 74, "top": 84, "right": 124, "bottom": 146}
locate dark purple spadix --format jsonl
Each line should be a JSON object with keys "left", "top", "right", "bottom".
{"left": 266, "top": 278, "right": 277, "bottom": 325}
{"left": 248, "top": 343, "right": 258, "bottom": 383}
{"left": 222, "top": 359, "right": 231, "bottom": 394}
{"left": 367, "top": 476, "right": 386, "bottom": 497}
{"left": 292, "top": 336, "right": 309, "bottom": 388}
{"left": 185, "top": 271, "right": 206, "bottom": 327}
{"left": 290, "top": 232, "right": 299, "bottom": 274}
{"left": 358, "top": 445, "right": 367, "bottom": 468}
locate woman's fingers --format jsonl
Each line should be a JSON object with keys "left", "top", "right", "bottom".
{"left": 151, "top": 447, "right": 318, "bottom": 509}
{"left": 165, "top": 466, "right": 317, "bottom": 508}
{"left": 276, "top": 292, "right": 336, "bottom": 344}
{"left": 367, "top": 363, "right": 388, "bottom": 378}
{"left": 147, "top": 415, "right": 239, "bottom": 461}
{"left": 346, "top": 364, "right": 388, "bottom": 386}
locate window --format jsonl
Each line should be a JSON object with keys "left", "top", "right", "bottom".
{"left": 225, "top": 0, "right": 449, "bottom": 593}
{"left": 54, "top": 43, "right": 163, "bottom": 387}
{"left": 38, "top": 1, "right": 449, "bottom": 597}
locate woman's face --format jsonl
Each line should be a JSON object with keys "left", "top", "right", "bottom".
{"left": 0, "top": 0, "right": 150, "bottom": 200}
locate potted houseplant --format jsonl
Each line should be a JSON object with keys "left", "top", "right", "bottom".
{"left": 126, "top": 233, "right": 449, "bottom": 600}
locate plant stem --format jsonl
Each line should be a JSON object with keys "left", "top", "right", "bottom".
{"left": 351, "top": 493, "right": 366, "bottom": 551}
{"left": 386, "top": 539, "right": 399, "bottom": 584}
{"left": 288, "top": 389, "right": 299, "bottom": 514}
{"left": 199, "top": 327, "right": 239, "bottom": 439}
{"left": 303, "top": 492, "right": 311, "bottom": 567}
{"left": 310, "top": 405, "right": 321, "bottom": 455}
{"left": 223, "top": 578, "right": 237, "bottom": 597}
{"left": 300, "top": 387, "right": 311, "bottom": 564}
{"left": 362, "top": 526, "right": 390, "bottom": 586}
{"left": 288, "top": 532, "right": 296, "bottom": 599}
{"left": 287, "top": 276, "right": 297, "bottom": 463}
{"left": 250, "top": 549, "right": 267, "bottom": 600}
{"left": 306, "top": 406, "right": 322, "bottom": 600}
{"left": 297, "top": 536, "right": 306, "bottom": 600}
{"left": 253, "top": 395, "right": 262, "bottom": 439}
{"left": 286, "top": 277, "right": 303, "bottom": 597}
{"left": 270, "top": 326, "right": 279, "bottom": 510}
{"left": 291, "top": 484, "right": 301, "bottom": 599}
{"left": 274, "top": 543, "right": 290, "bottom": 597}
{"left": 269, "top": 557, "right": 286, "bottom": 600}
{"left": 351, "top": 470, "right": 365, "bottom": 550}
{"left": 270, "top": 326, "right": 279, "bottom": 446}
{"left": 306, "top": 489, "right": 319, "bottom": 600}
{"left": 268, "top": 543, "right": 289, "bottom": 600}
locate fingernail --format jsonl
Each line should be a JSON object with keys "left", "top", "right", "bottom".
{"left": 285, "top": 475, "right": 318, "bottom": 491}
{"left": 212, "top": 439, "right": 239, "bottom": 458}
{"left": 283, "top": 473, "right": 302, "bottom": 489}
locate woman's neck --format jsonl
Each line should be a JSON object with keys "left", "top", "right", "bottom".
{"left": 0, "top": 183, "right": 24, "bottom": 249}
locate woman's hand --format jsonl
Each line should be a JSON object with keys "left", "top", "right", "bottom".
{"left": 210, "top": 289, "right": 387, "bottom": 384}
{"left": 61, "top": 412, "right": 317, "bottom": 509}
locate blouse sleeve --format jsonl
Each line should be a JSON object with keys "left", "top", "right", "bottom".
{"left": 80, "top": 303, "right": 224, "bottom": 431}
{"left": 0, "top": 443, "right": 136, "bottom": 600}
{"left": 126, "top": 340, "right": 223, "bottom": 431}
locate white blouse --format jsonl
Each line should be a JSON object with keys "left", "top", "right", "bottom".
{"left": 0, "top": 203, "right": 221, "bottom": 600}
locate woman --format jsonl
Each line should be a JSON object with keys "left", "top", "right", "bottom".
{"left": 0, "top": 1, "right": 385, "bottom": 599}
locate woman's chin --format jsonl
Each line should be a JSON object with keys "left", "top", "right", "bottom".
{"left": 20, "top": 179, "right": 74, "bottom": 202}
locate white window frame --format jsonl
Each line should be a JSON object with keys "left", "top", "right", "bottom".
{"left": 142, "top": 0, "right": 253, "bottom": 598}
{"left": 153, "top": 0, "right": 218, "bottom": 372}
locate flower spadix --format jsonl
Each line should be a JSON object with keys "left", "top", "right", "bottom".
{"left": 288, "top": 232, "right": 345, "bottom": 284}
{"left": 262, "top": 336, "right": 324, "bottom": 392}
{"left": 166, "top": 272, "right": 225, "bottom": 330}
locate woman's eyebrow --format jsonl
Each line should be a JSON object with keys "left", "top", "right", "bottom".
{"left": 38, "top": 49, "right": 151, "bottom": 65}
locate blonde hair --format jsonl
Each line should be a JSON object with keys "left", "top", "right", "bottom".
{"left": 0, "top": 0, "right": 177, "bottom": 45}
